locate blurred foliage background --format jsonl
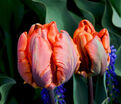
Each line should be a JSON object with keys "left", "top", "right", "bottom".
{"left": 0, "top": 0, "right": 121, "bottom": 104}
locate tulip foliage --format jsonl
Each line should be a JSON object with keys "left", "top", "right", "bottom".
{"left": 0, "top": 0, "right": 121, "bottom": 104}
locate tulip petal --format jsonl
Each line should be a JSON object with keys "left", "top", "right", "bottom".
{"left": 28, "top": 23, "right": 42, "bottom": 38}
{"left": 27, "top": 28, "right": 42, "bottom": 65}
{"left": 53, "top": 30, "right": 79, "bottom": 85}
{"left": 79, "top": 19, "right": 95, "bottom": 34}
{"left": 31, "top": 35, "right": 56, "bottom": 90}
{"left": 85, "top": 36, "right": 107, "bottom": 75}
{"left": 17, "top": 32, "right": 37, "bottom": 87}
{"left": 47, "top": 21, "right": 59, "bottom": 44}
{"left": 28, "top": 24, "right": 35, "bottom": 38}
{"left": 73, "top": 31, "right": 93, "bottom": 72}
{"left": 98, "top": 29, "right": 110, "bottom": 53}
{"left": 41, "top": 26, "right": 48, "bottom": 40}
{"left": 98, "top": 29, "right": 111, "bottom": 65}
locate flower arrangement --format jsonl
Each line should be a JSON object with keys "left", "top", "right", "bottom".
{"left": 0, "top": 0, "right": 121, "bottom": 104}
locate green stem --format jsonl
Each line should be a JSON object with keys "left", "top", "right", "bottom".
{"left": 49, "top": 89, "right": 57, "bottom": 104}
{"left": 88, "top": 76, "right": 93, "bottom": 104}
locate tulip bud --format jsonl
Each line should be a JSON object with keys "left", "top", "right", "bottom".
{"left": 17, "top": 21, "right": 79, "bottom": 90}
{"left": 73, "top": 20, "right": 110, "bottom": 76}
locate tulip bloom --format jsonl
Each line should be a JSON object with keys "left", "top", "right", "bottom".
{"left": 73, "top": 20, "right": 110, "bottom": 76}
{"left": 17, "top": 21, "right": 79, "bottom": 90}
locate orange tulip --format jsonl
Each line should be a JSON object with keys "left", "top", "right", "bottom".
{"left": 73, "top": 20, "right": 111, "bottom": 77}
{"left": 17, "top": 21, "right": 79, "bottom": 90}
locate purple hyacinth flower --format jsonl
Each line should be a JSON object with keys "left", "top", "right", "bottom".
{"left": 41, "top": 84, "right": 66, "bottom": 104}
{"left": 106, "top": 45, "right": 120, "bottom": 103}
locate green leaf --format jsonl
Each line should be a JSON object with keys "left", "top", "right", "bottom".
{"left": 102, "top": 0, "right": 121, "bottom": 49}
{"left": 12, "top": 0, "right": 24, "bottom": 30}
{"left": 110, "top": 0, "right": 121, "bottom": 17}
{"left": 114, "top": 45, "right": 121, "bottom": 103}
{"left": 101, "top": 97, "right": 109, "bottom": 104}
{"left": 102, "top": 0, "right": 120, "bottom": 34}
{"left": 74, "top": 0, "right": 95, "bottom": 25}
{"left": 73, "top": 74, "right": 88, "bottom": 104}
{"left": 32, "top": 0, "right": 78, "bottom": 36}
{"left": 8, "top": 97, "right": 18, "bottom": 104}
{"left": 0, "top": 75, "right": 16, "bottom": 104}
{"left": 116, "top": 76, "right": 121, "bottom": 103}
{"left": 22, "top": 0, "right": 46, "bottom": 24}
{"left": 102, "top": 0, "right": 121, "bottom": 35}
{"left": 0, "top": 45, "right": 6, "bottom": 73}
{"left": 68, "top": 11, "right": 82, "bottom": 26}
{"left": 115, "top": 45, "right": 121, "bottom": 76}
{"left": 112, "top": 7, "right": 121, "bottom": 28}
{"left": 95, "top": 74, "right": 107, "bottom": 104}
{"left": 74, "top": 0, "right": 104, "bottom": 30}
{"left": 0, "top": 0, "right": 13, "bottom": 76}
{"left": 109, "top": 32, "right": 121, "bottom": 49}
{"left": 0, "top": 0, "right": 24, "bottom": 77}
{"left": 0, "top": 1, "right": 12, "bottom": 30}
{"left": 0, "top": 0, "right": 24, "bottom": 30}
{"left": 33, "top": 88, "right": 41, "bottom": 100}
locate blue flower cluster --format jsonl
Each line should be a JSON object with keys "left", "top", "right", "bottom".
{"left": 106, "top": 45, "right": 120, "bottom": 103}
{"left": 41, "top": 84, "right": 66, "bottom": 104}
{"left": 54, "top": 84, "right": 66, "bottom": 104}
{"left": 41, "top": 88, "right": 51, "bottom": 104}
